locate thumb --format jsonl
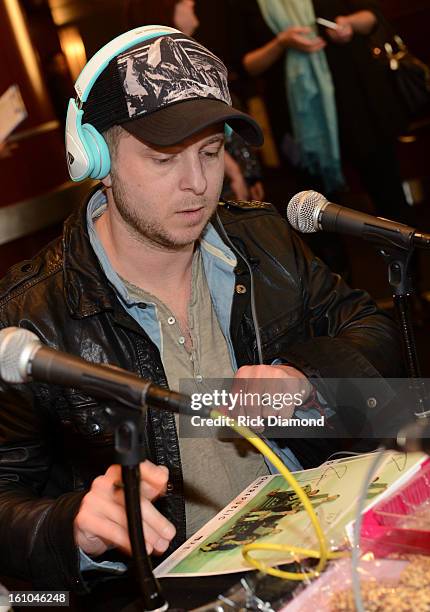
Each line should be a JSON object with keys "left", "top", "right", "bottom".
{"left": 335, "top": 16, "right": 349, "bottom": 25}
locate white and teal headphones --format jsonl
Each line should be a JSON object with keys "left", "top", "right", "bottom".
{"left": 65, "top": 25, "right": 180, "bottom": 182}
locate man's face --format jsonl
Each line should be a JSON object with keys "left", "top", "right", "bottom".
{"left": 105, "top": 126, "right": 225, "bottom": 251}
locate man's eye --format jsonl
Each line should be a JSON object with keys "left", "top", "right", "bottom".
{"left": 154, "top": 157, "right": 172, "bottom": 164}
{"left": 202, "top": 148, "right": 221, "bottom": 158}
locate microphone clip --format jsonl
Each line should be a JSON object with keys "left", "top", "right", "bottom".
{"left": 377, "top": 244, "right": 415, "bottom": 296}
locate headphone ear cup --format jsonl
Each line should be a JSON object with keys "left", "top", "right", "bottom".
{"left": 81, "top": 123, "right": 111, "bottom": 179}
{"left": 65, "top": 100, "right": 93, "bottom": 181}
{"left": 67, "top": 28, "right": 180, "bottom": 181}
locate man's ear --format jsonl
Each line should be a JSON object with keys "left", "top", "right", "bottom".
{"left": 101, "top": 173, "right": 112, "bottom": 188}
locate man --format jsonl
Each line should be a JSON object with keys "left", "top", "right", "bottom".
{"left": 0, "top": 28, "right": 401, "bottom": 593}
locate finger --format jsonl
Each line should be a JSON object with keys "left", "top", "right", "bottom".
{"left": 234, "top": 365, "right": 256, "bottom": 379}
{"left": 79, "top": 514, "right": 169, "bottom": 557}
{"left": 294, "top": 34, "right": 319, "bottom": 45}
{"left": 92, "top": 489, "right": 176, "bottom": 545}
{"left": 83, "top": 494, "right": 175, "bottom": 555}
{"left": 104, "top": 464, "right": 122, "bottom": 482}
{"left": 140, "top": 481, "right": 167, "bottom": 501}
{"left": 304, "top": 40, "right": 326, "bottom": 51}
{"left": 107, "top": 460, "right": 168, "bottom": 489}
{"left": 335, "top": 16, "right": 348, "bottom": 26}
{"left": 307, "top": 41, "right": 327, "bottom": 52}
{"left": 140, "top": 460, "right": 169, "bottom": 491}
{"left": 152, "top": 537, "right": 171, "bottom": 555}
{"left": 233, "top": 366, "right": 272, "bottom": 421}
{"left": 76, "top": 511, "right": 132, "bottom": 555}
{"left": 111, "top": 463, "right": 169, "bottom": 501}
{"left": 81, "top": 493, "right": 129, "bottom": 531}
{"left": 234, "top": 365, "right": 272, "bottom": 379}
{"left": 235, "top": 377, "right": 266, "bottom": 424}
{"left": 291, "top": 26, "right": 311, "bottom": 34}
{"left": 255, "top": 184, "right": 265, "bottom": 200}
{"left": 250, "top": 183, "right": 264, "bottom": 201}
{"left": 93, "top": 473, "right": 163, "bottom": 507}
{"left": 105, "top": 487, "right": 171, "bottom": 537}
{"left": 229, "top": 373, "right": 250, "bottom": 420}
{"left": 141, "top": 497, "right": 176, "bottom": 543}
{"left": 112, "top": 479, "right": 164, "bottom": 501}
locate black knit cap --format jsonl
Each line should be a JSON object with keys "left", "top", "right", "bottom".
{"left": 83, "top": 32, "right": 263, "bottom": 147}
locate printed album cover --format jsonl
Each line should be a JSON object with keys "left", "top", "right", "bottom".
{"left": 154, "top": 451, "right": 425, "bottom": 578}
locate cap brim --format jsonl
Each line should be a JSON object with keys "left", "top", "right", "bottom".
{"left": 121, "top": 98, "right": 264, "bottom": 147}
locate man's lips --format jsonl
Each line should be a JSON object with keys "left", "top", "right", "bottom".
{"left": 176, "top": 206, "right": 204, "bottom": 214}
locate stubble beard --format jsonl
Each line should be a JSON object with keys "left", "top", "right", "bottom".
{"left": 110, "top": 171, "right": 218, "bottom": 251}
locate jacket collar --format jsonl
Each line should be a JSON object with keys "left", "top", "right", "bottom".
{"left": 63, "top": 186, "right": 118, "bottom": 318}
{"left": 62, "top": 188, "right": 241, "bottom": 319}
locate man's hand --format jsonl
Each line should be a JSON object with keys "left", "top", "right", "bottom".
{"left": 230, "top": 364, "right": 313, "bottom": 428}
{"left": 229, "top": 171, "right": 249, "bottom": 201}
{"left": 74, "top": 460, "right": 176, "bottom": 558}
{"left": 278, "top": 27, "right": 326, "bottom": 53}
{"left": 326, "top": 16, "right": 354, "bottom": 44}
{"left": 249, "top": 181, "right": 265, "bottom": 202}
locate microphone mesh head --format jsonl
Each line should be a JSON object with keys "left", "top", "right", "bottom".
{"left": 0, "top": 327, "right": 40, "bottom": 384}
{"left": 287, "top": 190, "right": 327, "bottom": 233}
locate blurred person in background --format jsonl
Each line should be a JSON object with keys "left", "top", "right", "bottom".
{"left": 230, "top": 0, "right": 410, "bottom": 224}
{"left": 126, "top": 0, "right": 265, "bottom": 202}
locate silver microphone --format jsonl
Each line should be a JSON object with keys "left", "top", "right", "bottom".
{"left": 0, "top": 327, "right": 197, "bottom": 415}
{"left": 286, "top": 190, "right": 430, "bottom": 249}
{"left": 286, "top": 190, "right": 328, "bottom": 233}
{"left": 0, "top": 327, "right": 40, "bottom": 383}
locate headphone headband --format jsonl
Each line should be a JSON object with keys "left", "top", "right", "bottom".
{"left": 65, "top": 25, "right": 256, "bottom": 182}
{"left": 74, "top": 25, "right": 180, "bottom": 102}
{"left": 66, "top": 25, "right": 181, "bottom": 182}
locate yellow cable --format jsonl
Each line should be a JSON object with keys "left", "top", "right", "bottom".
{"left": 211, "top": 410, "right": 346, "bottom": 581}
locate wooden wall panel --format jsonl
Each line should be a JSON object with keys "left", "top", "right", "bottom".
{"left": 0, "top": 2, "right": 69, "bottom": 206}
{"left": 0, "top": 0, "right": 70, "bottom": 271}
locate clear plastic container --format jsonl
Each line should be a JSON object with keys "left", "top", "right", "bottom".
{"left": 361, "top": 458, "right": 430, "bottom": 556}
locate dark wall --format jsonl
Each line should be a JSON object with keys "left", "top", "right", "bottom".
{"left": 195, "top": 0, "right": 230, "bottom": 63}
{"left": 379, "top": 0, "right": 430, "bottom": 61}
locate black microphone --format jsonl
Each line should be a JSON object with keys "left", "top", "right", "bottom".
{"left": 0, "top": 326, "right": 201, "bottom": 416}
{"left": 287, "top": 190, "right": 430, "bottom": 250}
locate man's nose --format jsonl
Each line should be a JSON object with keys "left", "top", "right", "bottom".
{"left": 179, "top": 154, "right": 207, "bottom": 195}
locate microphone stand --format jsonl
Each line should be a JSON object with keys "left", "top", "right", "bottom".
{"left": 378, "top": 244, "right": 429, "bottom": 418}
{"left": 106, "top": 402, "right": 169, "bottom": 612}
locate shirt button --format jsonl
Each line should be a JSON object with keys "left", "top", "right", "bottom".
{"left": 236, "top": 284, "right": 247, "bottom": 294}
{"left": 178, "top": 336, "right": 186, "bottom": 345}
{"left": 167, "top": 316, "right": 176, "bottom": 325}
{"left": 196, "top": 374, "right": 203, "bottom": 383}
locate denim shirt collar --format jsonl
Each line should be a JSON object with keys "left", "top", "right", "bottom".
{"left": 86, "top": 189, "right": 237, "bottom": 304}
{"left": 86, "top": 190, "right": 237, "bottom": 364}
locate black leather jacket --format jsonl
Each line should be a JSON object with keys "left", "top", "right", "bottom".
{"left": 0, "top": 190, "right": 402, "bottom": 592}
